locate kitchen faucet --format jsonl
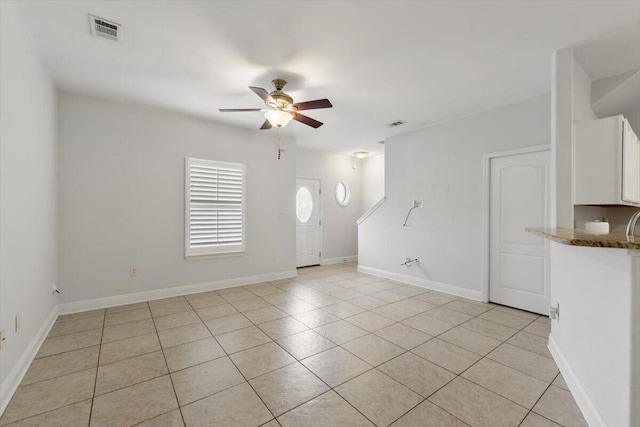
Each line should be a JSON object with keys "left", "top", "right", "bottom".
{"left": 626, "top": 210, "right": 640, "bottom": 237}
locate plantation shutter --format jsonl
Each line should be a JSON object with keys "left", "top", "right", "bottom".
{"left": 185, "top": 158, "right": 245, "bottom": 258}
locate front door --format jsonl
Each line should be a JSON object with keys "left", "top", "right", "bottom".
{"left": 296, "top": 178, "right": 321, "bottom": 267}
{"left": 489, "top": 149, "right": 550, "bottom": 315}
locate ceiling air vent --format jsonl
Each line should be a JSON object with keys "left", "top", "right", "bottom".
{"left": 89, "top": 15, "right": 121, "bottom": 42}
{"left": 387, "top": 120, "right": 406, "bottom": 128}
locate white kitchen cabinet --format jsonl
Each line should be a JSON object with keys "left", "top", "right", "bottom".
{"left": 574, "top": 115, "right": 640, "bottom": 206}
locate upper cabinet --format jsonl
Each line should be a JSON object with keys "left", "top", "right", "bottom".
{"left": 575, "top": 115, "right": 640, "bottom": 207}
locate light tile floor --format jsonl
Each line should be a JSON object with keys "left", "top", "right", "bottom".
{"left": 0, "top": 263, "right": 588, "bottom": 427}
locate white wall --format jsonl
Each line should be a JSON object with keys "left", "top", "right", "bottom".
{"left": 549, "top": 243, "right": 637, "bottom": 427}
{"left": 572, "top": 60, "right": 599, "bottom": 123}
{"left": 551, "top": 50, "right": 574, "bottom": 229}
{"left": 570, "top": 56, "right": 605, "bottom": 229}
{"left": 0, "top": 0, "right": 58, "bottom": 404}
{"left": 359, "top": 95, "right": 550, "bottom": 299}
{"left": 58, "top": 92, "right": 296, "bottom": 304}
{"left": 624, "top": 107, "right": 640, "bottom": 132}
{"left": 552, "top": 49, "right": 600, "bottom": 229}
{"left": 296, "top": 149, "right": 360, "bottom": 263}
{"left": 361, "top": 154, "right": 385, "bottom": 212}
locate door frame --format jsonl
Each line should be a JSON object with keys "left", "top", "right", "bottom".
{"left": 481, "top": 144, "right": 551, "bottom": 303}
{"left": 296, "top": 176, "right": 323, "bottom": 266}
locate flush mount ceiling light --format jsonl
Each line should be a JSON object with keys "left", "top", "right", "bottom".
{"left": 264, "top": 110, "right": 294, "bottom": 128}
{"left": 354, "top": 151, "right": 368, "bottom": 159}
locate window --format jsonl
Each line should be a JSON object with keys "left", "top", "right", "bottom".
{"left": 335, "top": 180, "right": 351, "bottom": 206}
{"left": 185, "top": 158, "right": 245, "bottom": 258}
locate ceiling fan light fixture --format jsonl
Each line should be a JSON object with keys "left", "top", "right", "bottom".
{"left": 354, "top": 151, "right": 369, "bottom": 159}
{"left": 265, "top": 110, "right": 294, "bottom": 128}
{"left": 220, "top": 80, "right": 330, "bottom": 130}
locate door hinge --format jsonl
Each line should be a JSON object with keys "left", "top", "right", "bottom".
{"left": 319, "top": 251, "right": 322, "bottom": 257}
{"left": 319, "top": 220, "right": 322, "bottom": 226}
{"left": 319, "top": 188, "right": 322, "bottom": 195}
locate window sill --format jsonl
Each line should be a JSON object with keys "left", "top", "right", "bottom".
{"left": 185, "top": 251, "right": 245, "bottom": 261}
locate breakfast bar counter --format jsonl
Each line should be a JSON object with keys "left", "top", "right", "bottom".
{"left": 525, "top": 227, "right": 640, "bottom": 249}
{"left": 526, "top": 227, "right": 639, "bottom": 426}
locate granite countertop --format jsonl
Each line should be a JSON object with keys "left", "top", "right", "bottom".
{"left": 526, "top": 227, "right": 640, "bottom": 249}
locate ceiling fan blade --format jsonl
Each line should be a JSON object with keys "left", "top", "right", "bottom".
{"left": 219, "top": 108, "right": 263, "bottom": 112}
{"left": 293, "top": 113, "right": 323, "bottom": 128}
{"left": 292, "top": 99, "right": 333, "bottom": 111}
{"left": 260, "top": 119, "right": 272, "bottom": 130}
{"left": 249, "top": 86, "right": 276, "bottom": 106}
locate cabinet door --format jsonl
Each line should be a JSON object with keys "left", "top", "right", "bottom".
{"left": 622, "top": 119, "right": 640, "bottom": 205}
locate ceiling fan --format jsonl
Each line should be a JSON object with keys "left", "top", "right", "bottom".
{"left": 219, "top": 79, "right": 332, "bottom": 130}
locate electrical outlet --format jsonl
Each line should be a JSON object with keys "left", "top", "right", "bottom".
{"left": 130, "top": 267, "right": 138, "bottom": 278}
{"left": 15, "top": 314, "right": 20, "bottom": 332}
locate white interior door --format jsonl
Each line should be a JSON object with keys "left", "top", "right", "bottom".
{"left": 489, "top": 149, "right": 550, "bottom": 315}
{"left": 296, "top": 178, "right": 321, "bottom": 267}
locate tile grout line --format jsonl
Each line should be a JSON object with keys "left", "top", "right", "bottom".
{"left": 186, "top": 295, "right": 282, "bottom": 425}
{"left": 117, "top": 303, "right": 201, "bottom": 427}
{"left": 268, "top": 272, "right": 548, "bottom": 422}
{"left": 87, "top": 308, "right": 108, "bottom": 427}
{"left": 340, "top": 290, "right": 544, "bottom": 424}
{"left": 223, "top": 282, "right": 381, "bottom": 426}
{"left": 16, "top": 349, "right": 102, "bottom": 387}
{"left": 516, "top": 378, "right": 556, "bottom": 427}
{"left": 322, "top": 339, "right": 471, "bottom": 426}
{"left": 422, "top": 307, "right": 549, "bottom": 426}
{"left": 216, "top": 287, "right": 333, "bottom": 419}
{"left": 129, "top": 408, "right": 182, "bottom": 426}
{"left": 266, "top": 285, "right": 437, "bottom": 425}
{"left": 149, "top": 301, "right": 187, "bottom": 427}
{"left": 0, "top": 399, "right": 94, "bottom": 427}
{"left": 268, "top": 341, "right": 380, "bottom": 426}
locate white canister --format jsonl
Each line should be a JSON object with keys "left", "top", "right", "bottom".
{"left": 585, "top": 221, "right": 610, "bottom": 234}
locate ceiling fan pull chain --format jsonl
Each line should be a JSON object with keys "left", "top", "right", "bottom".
{"left": 277, "top": 128, "right": 282, "bottom": 160}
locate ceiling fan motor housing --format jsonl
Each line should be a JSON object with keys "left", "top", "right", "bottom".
{"left": 269, "top": 79, "right": 294, "bottom": 109}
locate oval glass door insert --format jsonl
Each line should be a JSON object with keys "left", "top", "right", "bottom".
{"left": 296, "top": 187, "right": 313, "bottom": 223}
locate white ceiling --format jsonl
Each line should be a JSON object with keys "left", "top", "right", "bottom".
{"left": 17, "top": 1, "right": 640, "bottom": 155}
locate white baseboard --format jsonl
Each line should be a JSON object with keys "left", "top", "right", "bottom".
{"left": 0, "top": 306, "right": 58, "bottom": 416}
{"left": 548, "top": 334, "right": 607, "bottom": 427}
{"left": 58, "top": 270, "right": 297, "bottom": 315}
{"left": 357, "top": 265, "right": 483, "bottom": 301}
{"left": 321, "top": 256, "right": 358, "bottom": 266}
